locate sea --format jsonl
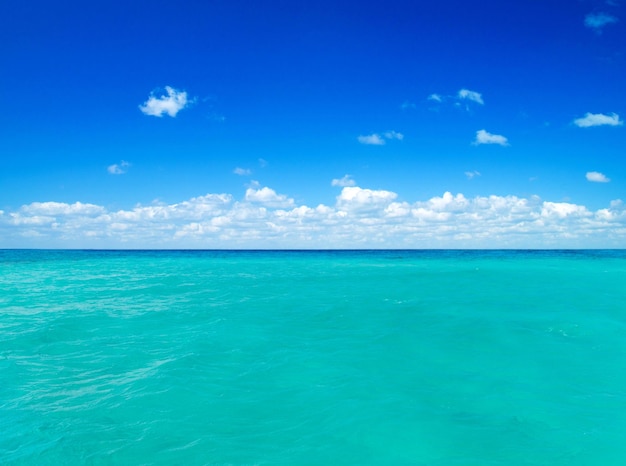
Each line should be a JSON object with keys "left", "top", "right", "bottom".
{"left": 2, "top": 249, "right": 626, "bottom": 465}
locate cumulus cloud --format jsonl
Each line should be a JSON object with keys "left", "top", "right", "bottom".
{"left": 3, "top": 185, "right": 626, "bottom": 249}
{"left": 473, "top": 129, "right": 509, "bottom": 146}
{"left": 586, "top": 171, "right": 610, "bottom": 183}
{"left": 541, "top": 201, "right": 591, "bottom": 219}
{"left": 139, "top": 86, "right": 190, "bottom": 117}
{"left": 234, "top": 167, "right": 252, "bottom": 176}
{"left": 336, "top": 186, "right": 398, "bottom": 210}
{"left": 458, "top": 89, "right": 484, "bottom": 105}
{"left": 358, "top": 131, "right": 404, "bottom": 145}
{"left": 332, "top": 175, "right": 356, "bottom": 187}
{"left": 427, "top": 94, "right": 443, "bottom": 102}
{"left": 108, "top": 160, "right": 130, "bottom": 175}
{"left": 573, "top": 112, "right": 623, "bottom": 127}
{"left": 585, "top": 12, "right": 618, "bottom": 32}
{"left": 244, "top": 186, "right": 294, "bottom": 208}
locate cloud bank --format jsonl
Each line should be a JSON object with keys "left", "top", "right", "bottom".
{"left": 2, "top": 185, "right": 625, "bottom": 249}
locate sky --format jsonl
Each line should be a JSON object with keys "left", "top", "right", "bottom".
{"left": 1, "top": 0, "right": 625, "bottom": 248}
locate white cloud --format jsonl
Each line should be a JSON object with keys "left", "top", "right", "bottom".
{"left": 357, "top": 134, "right": 385, "bottom": 145}
{"left": 332, "top": 175, "right": 356, "bottom": 187}
{"left": 358, "top": 131, "right": 404, "bottom": 145}
{"left": 401, "top": 101, "right": 416, "bottom": 110}
{"left": 427, "top": 93, "right": 443, "bottom": 102}
{"left": 458, "top": 89, "right": 484, "bottom": 105}
{"left": 3, "top": 186, "right": 626, "bottom": 249}
{"left": 21, "top": 201, "right": 106, "bottom": 216}
{"left": 573, "top": 112, "right": 623, "bottom": 127}
{"left": 234, "top": 167, "right": 252, "bottom": 176}
{"left": 139, "top": 86, "right": 190, "bottom": 117}
{"left": 337, "top": 186, "right": 397, "bottom": 210}
{"left": 541, "top": 202, "right": 591, "bottom": 219}
{"left": 473, "top": 129, "right": 509, "bottom": 146}
{"left": 428, "top": 89, "right": 484, "bottom": 109}
{"left": 585, "top": 12, "right": 618, "bottom": 32}
{"left": 424, "top": 191, "right": 471, "bottom": 212}
{"left": 244, "top": 187, "right": 294, "bottom": 208}
{"left": 586, "top": 171, "right": 611, "bottom": 183}
{"left": 465, "top": 170, "right": 481, "bottom": 179}
{"left": 384, "top": 130, "right": 404, "bottom": 141}
{"left": 108, "top": 160, "right": 130, "bottom": 175}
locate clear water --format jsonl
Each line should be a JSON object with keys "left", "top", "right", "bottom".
{"left": 2, "top": 250, "right": 626, "bottom": 465}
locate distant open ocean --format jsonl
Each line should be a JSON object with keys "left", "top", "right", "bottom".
{"left": 2, "top": 249, "right": 626, "bottom": 465}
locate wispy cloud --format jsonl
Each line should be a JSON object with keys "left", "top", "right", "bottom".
{"left": 233, "top": 167, "right": 252, "bottom": 176}
{"left": 473, "top": 129, "right": 509, "bottom": 146}
{"left": 586, "top": 171, "right": 611, "bottom": 183}
{"left": 465, "top": 170, "right": 481, "bottom": 179}
{"left": 107, "top": 160, "right": 130, "bottom": 175}
{"left": 208, "top": 112, "right": 226, "bottom": 122}
{"left": 400, "top": 100, "right": 416, "bottom": 110}
{"left": 427, "top": 93, "right": 443, "bottom": 102}
{"left": 573, "top": 112, "right": 623, "bottom": 127}
{"left": 427, "top": 89, "right": 484, "bottom": 110}
{"left": 458, "top": 89, "right": 484, "bottom": 105}
{"left": 358, "top": 134, "right": 386, "bottom": 145}
{"left": 384, "top": 130, "right": 404, "bottom": 141}
{"left": 331, "top": 175, "right": 356, "bottom": 187}
{"left": 4, "top": 186, "right": 626, "bottom": 248}
{"left": 358, "top": 131, "right": 404, "bottom": 145}
{"left": 585, "top": 12, "right": 618, "bottom": 32}
{"left": 139, "top": 86, "right": 191, "bottom": 117}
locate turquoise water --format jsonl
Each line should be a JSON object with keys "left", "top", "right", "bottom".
{"left": 2, "top": 250, "right": 626, "bottom": 465}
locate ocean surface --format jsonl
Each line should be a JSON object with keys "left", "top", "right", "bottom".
{"left": 2, "top": 249, "right": 626, "bottom": 465}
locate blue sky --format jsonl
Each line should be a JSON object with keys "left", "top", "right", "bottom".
{"left": 1, "top": 0, "right": 625, "bottom": 248}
